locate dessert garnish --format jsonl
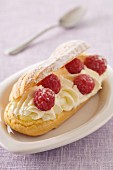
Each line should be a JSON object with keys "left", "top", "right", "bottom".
{"left": 41, "top": 74, "right": 61, "bottom": 94}
{"left": 65, "top": 58, "right": 84, "bottom": 74}
{"left": 74, "top": 74, "right": 95, "bottom": 95}
{"left": 84, "top": 55, "right": 107, "bottom": 75}
{"left": 34, "top": 88, "right": 55, "bottom": 111}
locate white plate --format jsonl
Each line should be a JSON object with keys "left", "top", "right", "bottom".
{"left": 0, "top": 62, "right": 113, "bottom": 154}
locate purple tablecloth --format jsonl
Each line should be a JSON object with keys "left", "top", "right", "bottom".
{"left": 0, "top": 0, "right": 113, "bottom": 169}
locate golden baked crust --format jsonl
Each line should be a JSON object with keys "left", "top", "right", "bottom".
{"left": 4, "top": 41, "right": 105, "bottom": 137}
{"left": 4, "top": 100, "right": 87, "bottom": 136}
{"left": 4, "top": 54, "right": 89, "bottom": 136}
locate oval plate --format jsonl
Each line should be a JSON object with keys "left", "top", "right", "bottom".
{"left": 0, "top": 62, "right": 113, "bottom": 154}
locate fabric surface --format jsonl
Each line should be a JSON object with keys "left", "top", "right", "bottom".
{"left": 0, "top": 0, "right": 113, "bottom": 169}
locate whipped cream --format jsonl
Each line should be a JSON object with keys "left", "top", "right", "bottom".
{"left": 9, "top": 66, "right": 107, "bottom": 121}
{"left": 9, "top": 85, "right": 62, "bottom": 121}
{"left": 64, "top": 66, "right": 107, "bottom": 104}
{"left": 57, "top": 77, "right": 78, "bottom": 111}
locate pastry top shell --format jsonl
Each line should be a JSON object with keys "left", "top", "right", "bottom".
{"left": 10, "top": 40, "right": 89, "bottom": 101}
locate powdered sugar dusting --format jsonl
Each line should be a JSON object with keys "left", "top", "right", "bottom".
{"left": 35, "top": 40, "right": 89, "bottom": 84}
{"left": 11, "top": 40, "right": 90, "bottom": 99}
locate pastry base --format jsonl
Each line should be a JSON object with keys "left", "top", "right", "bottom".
{"left": 4, "top": 100, "right": 88, "bottom": 136}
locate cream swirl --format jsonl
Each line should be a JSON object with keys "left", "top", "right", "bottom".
{"left": 64, "top": 66, "right": 107, "bottom": 104}
{"left": 9, "top": 67, "right": 107, "bottom": 121}
{"left": 58, "top": 77, "right": 78, "bottom": 111}
{"left": 9, "top": 78, "right": 78, "bottom": 121}
{"left": 10, "top": 85, "right": 63, "bottom": 121}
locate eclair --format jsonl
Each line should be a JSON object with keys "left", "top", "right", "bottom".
{"left": 4, "top": 40, "right": 107, "bottom": 136}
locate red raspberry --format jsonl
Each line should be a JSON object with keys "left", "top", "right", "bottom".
{"left": 84, "top": 55, "right": 107, "bottom": 75}
{"left": 34, "top": 88, "right": 55, "bottom": 111}
{"left": 41, "top": 74, "right": 61, "bottom": 94}
{"left": 74, "top": 74, "right": 95, "bottom": 95}
{"left": 65, "top": 58, "right": 84, "bottom": 74}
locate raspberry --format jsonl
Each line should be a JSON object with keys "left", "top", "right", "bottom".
{"left": 40, "top": 74, "right": 61, "bottom": 94}
{"left": 84, "top": 55, "right": 107, "bottom": 75}
{"left": 65, "top": 58, "right": 84, "bottom": 74}
{"left": 74, "top": 74, "right": 95, "bottom": 95}
{"left": 34, "top": 88, "right": 55, "bottom": 111}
